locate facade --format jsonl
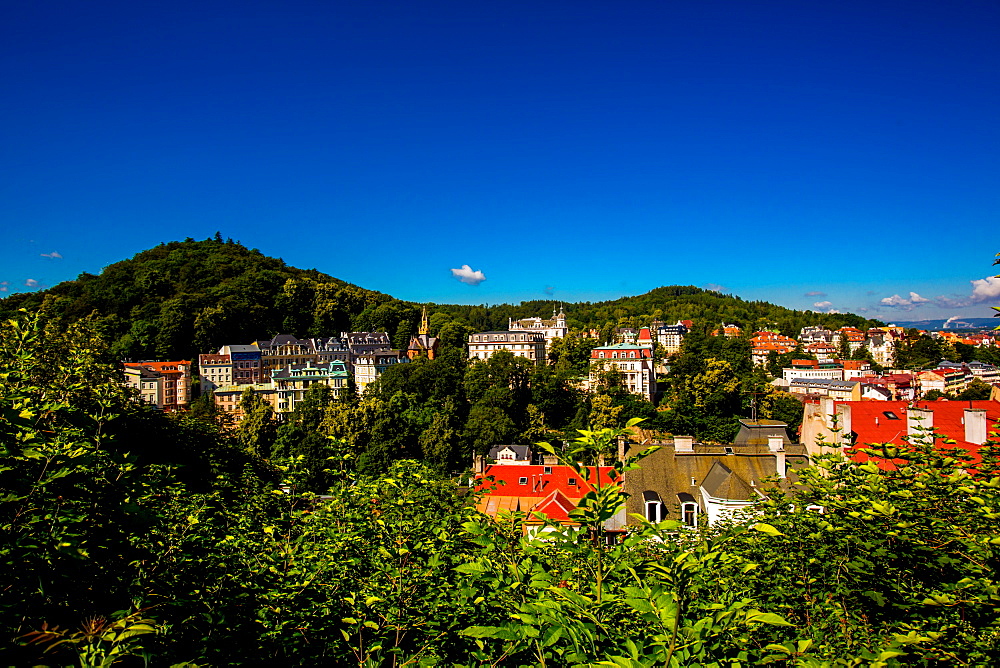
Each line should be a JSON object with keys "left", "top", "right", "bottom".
{"left": 781, "top": 361, "right": 844, "bottom": 383}
{"left": 272, "top": 361, "right": 351, "bottom": 413}
{"left": 917, "top": 368, "right": 967, "bottom": 396}
{"left": 751, "top": 331, "right": 798, "bottom": 366}
{"left": 256, "top": 335, "right": 316, "bottom": 379}
{"left": 220, "top": 344, "right": 263, "bottom": 384}
{"left": 788, "top": 378, "right": 862, "bottom": 400}
{"left": 123, "top": 360, "right": 192, "bottom": 411}
{"left": 588, "top": 343, "right": 656, "bottom": 402}
{"left": 213, "top": 382, "right": 278, "bottom": 420}
{"left": 853, "top": 373, "right": 916, "bottom": 401}
{"left": 198, "top": 353, "right": 232, "bottom": 393}
{"left": 487, "top": 444, "right": 533, "bottom": 465}
{"left": 656, "top": 320, "right": 689, "bottom": 354}
{"left": 468, "top": 330, "right": 546, "bottom": 364}
{"left": 311, "top": 336, "right": 352, "bottom": 366}
{"left": 353, "top": 350, "right": 408, "bottom": 393}
{"left": 799, "top": 326, "right": 834, "bottom": 344}
{"left": 344, "top": 331, "right": 393, "bottom": 358}
{"left": 509, "top": 307, "right": 568, "bottom": 349}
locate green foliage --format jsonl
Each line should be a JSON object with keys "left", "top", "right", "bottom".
{"left": 0, "top": 237, "right": 413, "bottom": 360}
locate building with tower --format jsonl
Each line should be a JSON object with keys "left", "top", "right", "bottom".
{"left": 407, "top": 306, "right": 440, "bottom": 360}
{"left": 509, "top": 306, "right": 568, "bottom": 350}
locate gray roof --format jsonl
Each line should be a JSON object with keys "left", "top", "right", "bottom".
{"left": 701, "top": 461, "right": 757, "bottom": 501}
{"left": 488, "top": 445, "right": 532, "bottom": 461}
{"left": 733, "top": 420, "right": 793, "bottom": 447}
{"left": 622, "top": 438, "right": 810, "bottom": 523}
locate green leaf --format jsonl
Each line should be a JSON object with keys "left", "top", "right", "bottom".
{"left": 745, "top": 610, "right": 793, "bottom": 626}
{"left": 752, "top": 523, "right": 786, "bottom": 537}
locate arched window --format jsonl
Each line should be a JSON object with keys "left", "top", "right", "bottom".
{"left": 678, "top": 492, "right": 699, "bottom": 527}
{"left": 642, "top": 491, "right": 664, "bottom": 523}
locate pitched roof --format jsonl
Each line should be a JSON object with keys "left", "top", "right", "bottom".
{"left": 701, "top": 461, "right": 757, "bottom": 501}
{"left": 834, "top": 400, "right": 1000, "bottom": 468}
{"left": 527, "top": 489, "right": 578, "bottom": 523}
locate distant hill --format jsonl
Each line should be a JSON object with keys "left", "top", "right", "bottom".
{"left": 2, "top": 237, "right": 883, "bottom": 361}
{"left": 0, "top": 237, "right": 420, "bottom": 361}
{"left": 433, "top": 286, "right": 879, "bottom": 339}
{"left": 884, "top": 317, "right": 999, "bottom": 331}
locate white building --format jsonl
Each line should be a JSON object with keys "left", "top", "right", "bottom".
{"left": 588, "top": 343, "right": 657, "bottom": 402}
{"left": 509, "top": 307, "right": 568, "bottom": 350}
{"left": 468, "top": 331, "right": 547, "bottom": 365}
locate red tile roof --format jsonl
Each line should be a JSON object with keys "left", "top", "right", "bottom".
{"left": 474, "top": 464, "right": 620, "bottom": 520}
{"left": 834, "top": 400, "right": 1000, "bottom": 469}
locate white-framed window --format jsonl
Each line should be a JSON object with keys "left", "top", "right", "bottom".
{"left": 682, "top": 502, "right": 699, "bottom": 527}
{"left": 643, "top": 491, "right": 664, "bottom": 523}
{"left": 543, "top": 466, "right": 552, "bottom": 475}
{"left": 518, "top": 477, "right": 528, "bottom": 485}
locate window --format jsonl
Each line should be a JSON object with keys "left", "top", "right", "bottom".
{"left": 543, "top": 466, "right": 552, "bottom": 475}
{"left": 883, "top": 411, "right": 900, "bottom": 420}
{"left": 643, "top": 491, "right": 663, "bottom": 522}
{"left": 568, "top": 478, "right": 577, "bottom": 486}
{"left": 682, "top": 502, "right": 699, "bottom": 527}
{"left": 518, "top": 477, "right": 528, "bottom": 485}
{"left": 724, "top": 446, "right": 734, "bottom": 455}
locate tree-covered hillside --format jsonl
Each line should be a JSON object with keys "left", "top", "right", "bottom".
{"left": 433, "top": 286, "right": 878, "bottom": 339}
{"left": 1, "top": 237, "right": 879, "bottom": 363}
{"left": 0, "top": 236, "right": 420, "bottom": 361}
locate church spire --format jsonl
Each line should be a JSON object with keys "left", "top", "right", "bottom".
{"left": 419, "top": 305, "right": 429, "bottom": 336}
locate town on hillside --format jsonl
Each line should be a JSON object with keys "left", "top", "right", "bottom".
{"left": 121, "top": 304, "right": 1000, "bottom": 532}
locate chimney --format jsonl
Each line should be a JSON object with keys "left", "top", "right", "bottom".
{"left": 542, "top": 453, "right": 559, "bottom": 466}
{"left": 674, "top": 435, "right": 694, "bottom": 452}
{"left": 768, "top": 435, "right": 786, "bottom": 478}
{"left": 907, "top": 407, "right": 934, "bottom": 442}
{"left": 964, "top": 408, "right": 987, "bottom": 445}
{"left": 839, "top": 403, "right": 852, "bottom": 439}
{"left": 617, "top": 437, "right": 627, "bottom": 463}
{"left": 473, "top": 454, "right": 485, "bottom": 474}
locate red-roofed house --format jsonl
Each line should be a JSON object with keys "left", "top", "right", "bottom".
{"left": 801, "top": 398, "right": 1000, "bottom": 470}
{"left": 123, "top": 361, "right": 192, "bottom": 411}
{"left": 474, "top": 463, "right": 624, "bottom": 535}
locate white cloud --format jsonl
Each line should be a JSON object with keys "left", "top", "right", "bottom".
{"left": 970, "top": 275, "right": 1000, "bottom": 303}
{"left": 40, "top": 251, "right": 62, "bottom": 259}
{"left": 805, "top": 291, "right": 827, "bottom": 298}
{"left": 450, "top": 264, "right": 486, "bottom": 286}
{"left": 0, "top": 281, "right": 7, "bottom": 293}
{"left": 879, "top": 291, "right": 930, "bottom": 310}
{"left": 24, "top": 279, "right": 39, "bottom": 287}
{"left": 813, "top": 300, "right": 833, "bottom": 309}
{"left": 880, "top": 294, "right": 912, "bottom": 308}
{"left": 704, "top": 283, "right": 728, "bottom": 293}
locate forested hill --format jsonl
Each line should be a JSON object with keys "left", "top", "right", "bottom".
{"left": 1, "top": 237, "right": 879, "bottom": 361}
{"left": 0, "top": 237, "right": 422, "bottom": 361}
{"left": 433, "top": 286, "right": 879, "bottom": 339}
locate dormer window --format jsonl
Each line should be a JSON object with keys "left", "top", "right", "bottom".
{"left": 568, "top": 478, "right": 577, "bottom": 486}
{"left": 543, "top": 466, "right": 552, "bottom": 475}
{"left": 518, "top": 477, "right": 528, "bottom": 485}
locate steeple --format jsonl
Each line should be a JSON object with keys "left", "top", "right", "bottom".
{"left": 419, "top": 306, "right": 429, "bottom": 336}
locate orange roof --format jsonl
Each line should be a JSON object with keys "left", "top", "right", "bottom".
{"left": 124, "top": 361, "right": 190, "bottom": 373}
{"left": 834, "top": 400, "right": 1000, "bottom": 470}
{"left": 475, "top": 464, "right": 620, "bottom": 521}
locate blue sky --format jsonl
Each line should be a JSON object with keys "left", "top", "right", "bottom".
{"left": 2, "top": 0, "right": 998, "bottom": 322}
